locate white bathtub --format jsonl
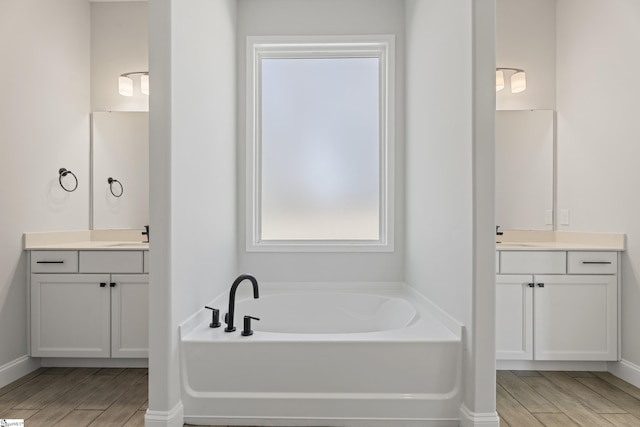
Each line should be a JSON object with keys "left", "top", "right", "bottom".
{"left": 179, "top": 285, "right": 463, "bottom": 427}
{"left": 237, "top": 292, "right": 417, "bottom": 334}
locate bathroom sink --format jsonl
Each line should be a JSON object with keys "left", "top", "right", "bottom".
{"left": 497, "top": 242, "right": 542, "bottom": 248}
{"left": 102, "top": 242, "right": 149, "bottom": 248}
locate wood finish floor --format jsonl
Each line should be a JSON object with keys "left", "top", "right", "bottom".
{"left": 3, "top": 368, "right": 640, "bottom": 426}
{"left": 0, "top": 367, "right": 147, "bottom": 426}
{"left": 497, "top": 370, "right": 640, "bottom": 426}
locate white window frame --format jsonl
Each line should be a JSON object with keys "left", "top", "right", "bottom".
{"left": 246, "top": 35, "right": 395, "bottom": 252}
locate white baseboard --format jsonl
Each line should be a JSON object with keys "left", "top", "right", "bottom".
{"left": 497, "top": 360, "right": 608, "bottom": 371}
{"left": 40, "top": 357, "right": 148, "bottom": 368}
{"left": 608, "top": 359, "right": 640, "bottom": 389}
{"left": 145, "top": 401, "right": 184, "bottom": 427}
{"left": 184, "top": 416, "right": 458, "bottom": 427}
{"left": 459, "top": 404, "right": 500, "bottom": 427}
{"left": 0, "top": 355, "right": 41, "bottom": 389}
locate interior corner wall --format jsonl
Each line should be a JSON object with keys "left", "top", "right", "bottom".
{"left": 556, "top": 0, "right": 640, "bottom": 371}
{"left": 171, "top": 0, "right": 238, "bottom": 324}
{"left": 91, "top": 1, "right": 149, "bottom": 112}
{"left": 496, "top": 0, "right": 555, "bottom": 110}
{"left": 0, "top": 0, "right": 90, "bottom": 371}
{"left": 236, "top": 0, "right": 405, "bottom": 283}
{"left": 147, "top": 0, "right": 238, "bottom": 419}
{"left": 405, "top": 0, "right": 498, "bottom": 420}
{"left": 405, "top": 0, "right": 473, "bottom": 332}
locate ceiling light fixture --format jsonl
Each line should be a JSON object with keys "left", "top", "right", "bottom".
{"left": 496, "top": 67, "right": 526, "bottom": 93}
{"left": 496, "top": 70, "right": 505, "bottom": 92}
{"left": 118, "top": 71, "right": 149, "bottom": 96}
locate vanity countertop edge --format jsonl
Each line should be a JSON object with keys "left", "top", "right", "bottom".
{"left": 496, "top": 230, "right": 625, "bottom": 252}
{"left": 24, "top": 230, "right": 149, "bottom": 251}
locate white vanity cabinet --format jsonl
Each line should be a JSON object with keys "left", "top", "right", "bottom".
{"left": 31, "top": 273, "right": 111, "bottom": 358}
{"left": 30, "top": 250, "right": 149, "bottom": 359}
{"left": 496, "top": 250, "right": 619, "bottom": 362}
{"left": 496, "top": 274, "right": 533, "bottom": 360}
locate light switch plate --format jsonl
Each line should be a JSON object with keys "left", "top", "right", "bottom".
{"left": 544, "top": 210, "right": 553, "bottom": 225}
{"left": 560, "top": 209, "right": 570, "bottom": 225}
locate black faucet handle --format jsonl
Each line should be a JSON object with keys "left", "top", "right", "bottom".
{"left": 241, "top": 315, "right": 260, "bottom": 336}
{"left": 204, "top": 306, "right": 221, "bottom": 328}
{"left": 142, "top": 225, "right": 150, "bottom": 242}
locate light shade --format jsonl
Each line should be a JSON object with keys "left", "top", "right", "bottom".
{"left": 496, "top": 67, "right": 527, "bottom": 94}
{"left": 510, "top": 71, "right": 527, "bottom": 93}
{"left": 118, "top": 76, "right": 133, "bottom": 97}
{"left": 118, "top": 71, "right": 149, "bottom": 96}
{"left": 496, "top": 70, "right": 505, "bottom": 92}
{"left": 140, "top": 74, "right": 149, "bottom": 95}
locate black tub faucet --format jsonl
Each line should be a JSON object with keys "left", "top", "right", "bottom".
{"left": 225, "top": 274, "right": 259, "bottom": 332}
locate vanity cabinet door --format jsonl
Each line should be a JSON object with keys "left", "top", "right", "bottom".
{"left": 31, "top": 274, "right": 110, "bottom": 358}
{"left": 110, "top": 274, "right": 149, "bottom": 358}
{"left": 533, "top": 274, "right": 617, "bottom": 361}
{"left": 496, "top": 275, "right": 533, "bottom": 360}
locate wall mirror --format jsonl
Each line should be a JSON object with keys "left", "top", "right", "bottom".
{"left": 495, "top": 109, "right": 554, "bottom": 230}
{"left": 91, "top": 111, "right": 149, "bottom": 230}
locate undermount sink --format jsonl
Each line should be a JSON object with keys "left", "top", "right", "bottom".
{"left": 497, "top": 242, "right": 542, "bottom": 247}
{"left": 102, "top": 242, "right": 149, "bottom": 248}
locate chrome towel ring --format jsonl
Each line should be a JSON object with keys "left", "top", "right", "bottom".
{"left": 107, "top": 177, "right": 124, "bottom": 197}
{"left": 58, "top": 168, "right": 78, "bottom": 192}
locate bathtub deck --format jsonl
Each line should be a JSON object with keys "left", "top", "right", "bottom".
{"left": 182, "top": 309, "right": 459, "bottom": 343}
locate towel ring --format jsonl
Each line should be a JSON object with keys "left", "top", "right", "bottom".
{"left": 107, "top": 177, "right": 124, "bottom": 198}
{"left": 58, "top": 168, "right": 78, "bottom": 192}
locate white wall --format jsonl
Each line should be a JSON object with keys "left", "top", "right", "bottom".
{"left": 496, "top": 0, "right": 555, "bottom": 110}
{"left": 405, "top": 0, "right": 473, "bottom": 348}
{"left": 91, "top": 1, "right": 149, "bottom": 112}
{"left": 0, "top": 0, "right": 90, "bottom": 376}
{"left": 405, "top": 0, "right": 497, "bottom": 421}
{"left": 147, "top": 0, "right": 238, "bottom": 420}
{"left": 556, "top": 0, "right": 640, "bottom": 373}
{"left": 236, "top": 0, "right": 405, "bottom": 283}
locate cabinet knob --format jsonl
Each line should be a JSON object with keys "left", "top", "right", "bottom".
{"left": 537, "top": 283, "right": 545, "bottom": 287}
{"left": 528, "top": 283, "right": 535, "bottom": 288}
{"left": 100, "top": 282, "right": 107, "bottom": 287}
{"left": 110, "top": 282, "right": 116, "bottom": 287}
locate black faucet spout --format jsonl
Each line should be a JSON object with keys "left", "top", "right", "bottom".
{"left": 142, "top": 225, "right": 150, "bottom": 243}
{"left": 225, "top": 274, "right": 259, "bottom": 332}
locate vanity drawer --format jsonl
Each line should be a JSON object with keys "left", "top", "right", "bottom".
{"left": 500, "top": 251, "right": 566, "bottom": 274}
{"left": 31, "top": 251, "right": 78, "bottom": 273}
{"left": 79, "top": 251, "right": 144, "bottom": 273}
{"left": 568, "top": 251, "right": 617, "bottom": 274}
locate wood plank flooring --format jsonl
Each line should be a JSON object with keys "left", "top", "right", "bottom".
{"left": 0, "top": 367, "right": 147, "bottom": 426}
{"left": 497, "top": 370, "right": 640, "bottom": 426}
{"left": 3, "top": 368, "right": 640, "bottom": 426}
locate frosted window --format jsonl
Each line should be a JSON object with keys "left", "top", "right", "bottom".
{"left": 246, "top": 35, "right": 395, "bottom": 252}
{"left": 260, "top": 57, "right": 380, "bottom": 241}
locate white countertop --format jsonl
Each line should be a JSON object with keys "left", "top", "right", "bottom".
{"left": 25, "top": 240, "right": 149, "bottom": 250}
{"left": 24, "top": 229, "right": 623, "bottom": 252}
{"left": 496, "top": 230, "right": 625, "bottom": 251}
{"left": 496, "top": 241, "right": 621, "bottom": 251}
{"left": 24, "top": 230, "right": 149, "bottom": 251}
